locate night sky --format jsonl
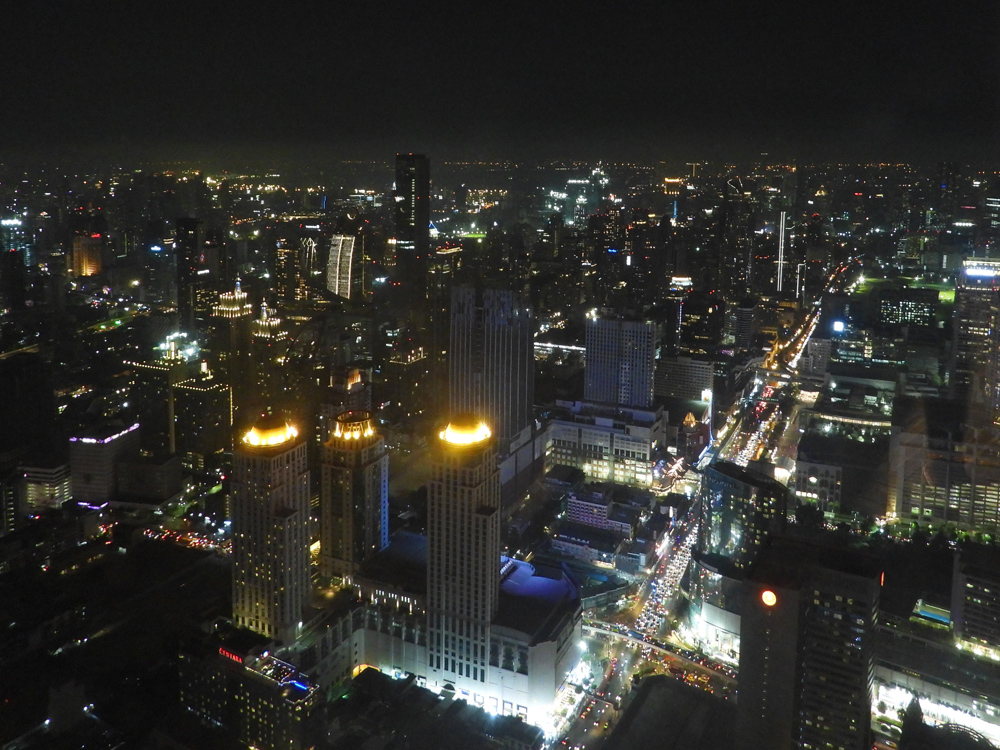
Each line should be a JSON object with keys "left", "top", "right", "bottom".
{"left": 4, "top": 1, "right": 999, "bottom": 163}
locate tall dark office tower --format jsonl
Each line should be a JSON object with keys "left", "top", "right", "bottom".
{"left": 427, "top": 415, "right": 500, "bottom": 696}
{"left": 0, "top": 353, "right": 55, "bottom": 460}
{"left": 249, "top": 302, "right": 289, "bottom": 414}
{"left": 394, "top": 153, "right": 430, "bottom": 302}
{"left": 232, "top": 414, "right": 310, "bottom": 644}
{"left": 584, "top": 314, "right": 657, "bottom": 408}
{"left": 173, "top": 362, "right": 233, "bottom": 471}
{"left": 212, "top": 279, "right": 254, "bottom": 413}
{"left": 450, "top": 285, "right": 534, "bottom": 451}
{"left": 175, "top": 218, "right": 201, "bottom": 331}
{"left": 319, "top": 410, "right": 388, "bottom": 579}
{"left": 0, "top": 247, "right": 28, "bottom": 313}
{"left": 738, "top": 542, "right": 880, "bottom": 750}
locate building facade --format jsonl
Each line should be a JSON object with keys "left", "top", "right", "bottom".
{"left": 450, "top": 285, "right": 534, "bottom": 451}
{"left": 232, "top": 415, "right": 310, "bottom": 644}
{"left": 319, "top": 410, "right": 389, "bottom": 579}
{"left": 427, "top": 416, "right": 501, "bottom": 696}
{"left": 584, "top": 315, "right": 657, "bottom": 408}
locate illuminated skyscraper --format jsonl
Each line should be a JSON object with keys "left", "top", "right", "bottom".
{"left": 326, "top": 235, "right": 355, "bottom": 299}
{"left": 951, "top": 258, "right": 1000, "bottom": 417}
{"left": 584, "top": 314, "right": 657, "bottom": 408}
{"left": 319, "top": 410, "right": 388, "bottom": 578}
{"left": 232, "top": 414, "right": 310, "bottom": 644}
{"left": 276, "top": 238, "right": 307, "bottom": 302}
{"left": 70, "top": 234, "right": 104, "bottom": 277}
{"left": 250, "top": 302, "right": 288, "bottom": 411}
{"left": 450, "top": 285, "right": 534, "bottom": 451}
{"left": 1, "top": 217, "right": 32, "bottom": 267}
{"left": 427, "top": 415, "right": 500, "bottom": 695}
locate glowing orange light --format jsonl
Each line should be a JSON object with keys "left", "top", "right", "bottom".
{"left": 440, "top": 419, "right": 491, "bottom": 446}
{"left": 761, "top": 590, "right": 777, "bottom": 607}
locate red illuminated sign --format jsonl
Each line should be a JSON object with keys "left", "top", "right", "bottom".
{"left": 219, "top": 648, "right": 243, "bottom": 663}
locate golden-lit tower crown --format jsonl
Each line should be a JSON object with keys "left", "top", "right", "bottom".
{"left": 251, "top": 300, "right": 287, "bottom": 340}
{"left": 213, "top": 278, "right": 253, "bottom": 319}
{"left": 331, "top": 410, "right": 376, "bottom": 441}
{"left": 242, "top": 412, "right": 299, "bottom": 447}
{"left": 438, "top": 414, "right": 492, "bottom": 447}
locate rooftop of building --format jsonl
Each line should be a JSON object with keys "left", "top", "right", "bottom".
{"left": 706, "top": 460, "right": 786, "bottom": 496}
{"left": 355, "top": 530, "right": 428, "bottom": 597}
{"left": 69, "top": 421, "right": 139, "bottom": 443}
{"left": 242, "top": 413, "right": 299, "bottom": 449}
{"left": 608, "top": 504, "right": 641, "bottom": 526}
{"left": 358, "top": 533, "right": 580, "bottom": 643}
{"left": 543, "top": 464, "right": 586, "bottom": 489}
{"left": 494, "top": 557, "right": 580, "bottom": 643}
{"left": 330, "top": 667, "right": 544, "bottom": 750}
{"left": 552, "top": 520, "right": 624, "bottom": 552}
{"left": 657, "top": 397, "right": 710, "bottom": 426}
{"left": 796, "top": 432, "right": 888, "bottom": 468}
{"left": 748, "top": 536, "right": 882, "bottom": 589}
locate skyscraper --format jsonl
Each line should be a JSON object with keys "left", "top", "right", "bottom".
{"left": 326, "top": 235, "right": 355, "bottom": 299}
{"left": 738, "top": 542, "right": 880, "bottom": 750}
{"left": 319, "top": 410, "right": 389, "bottom": 578}
{"left": 951, "top": 258, "right": 1000, "bottom": 417}
{"left": 232, "top": 414, "right": 310, "bottom": 644}
{"left": 584, "top": 314, "right": 657, "bottom": 408}
{"left": 173, "top": 362, "right": 233, "bottom": 470}
{"left": 394, "top": 153, "right": 430, "bottom": 296}
{"left": 175, "top": 218, "right": 201, "bottom": 331}
{"left": 427, "top": 415, "right": 501, "bottom": 695}
{"left": 450, "top": 285, "right": 534, "bottom": 451}
{"left": 212, "top": 279, "right": 254, "bottom": 414}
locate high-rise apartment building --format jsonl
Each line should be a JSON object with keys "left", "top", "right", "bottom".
{"left": 450, "top": 285, "right": 534, "bottom": 451}
{"left": 319, "top": 410, "right": 388, "bottom": 578}
{"left": 231, "top": 414, "right": 310, "bottom": 644}
{"left": 654, "top": 355, "right": 714, "bottom": 401}
{"left": 584, "top": 314, "right": 657, "bottom": 408}
{"left": 427, "top": 416, "right": 501, "bottom": 695}
{"left": 738, "top": 542, "right": 880, "bottom": 750}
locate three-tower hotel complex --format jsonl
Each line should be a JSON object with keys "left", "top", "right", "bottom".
{"left": 181, "top": 410, "right": 581, "bottom": 740}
